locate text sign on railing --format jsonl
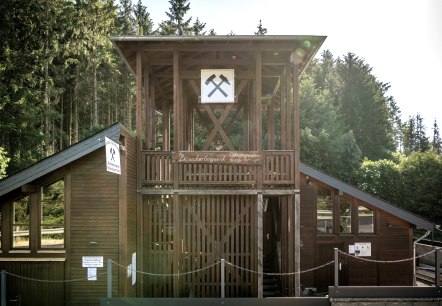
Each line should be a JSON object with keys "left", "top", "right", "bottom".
{"left": 172, "top": 151, "right": 263, "bottom": 165}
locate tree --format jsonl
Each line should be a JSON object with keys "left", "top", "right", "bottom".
{"left": 354, "top": 156, "right": 401, "bottom": 205}
{"left": 118, "top": 0, "right": 136, "bottom": 35}
{"left": 402, "top": 114, "right": 430, "bottom": 155}
{"left": 335, "top": 53, "right": 396, "bottom": 161}
{"left": 432, "top": 119, "right": 442, "bottom": 154}
{"left": 399, "top": 151, "right": 442, "bottom": 223}
{"left": 134, "top": 0, "right": 153, "bottom": 35}
{"left": 157, "top": 0, "right": 192, "bottom": 35}
{"left": 254, "top": 20, "right": 267, "bottom": 35}
{"left": 192, "top": 17, "right": 206, "bottom": 35}
{"left": 299, "top": 72, "right": 362, "bottom": 182}
{"left": 0, "top": 147, "right": 10, "bottom": 179}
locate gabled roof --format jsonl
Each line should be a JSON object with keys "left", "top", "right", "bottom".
{"left": 0, "top": 123, "right": 123, "bottom": 198}
{"left": 300, "top": 163, "right": 434, "bottom": 231}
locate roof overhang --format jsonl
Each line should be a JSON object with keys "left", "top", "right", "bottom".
{"left": 109, "top": 35, "right": 326, "bottom": 77}
{"left": 300, "top": 163, "right": 435, "bottom": 232}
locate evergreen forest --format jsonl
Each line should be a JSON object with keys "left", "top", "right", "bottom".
{"left": 1, "top": 0, "right": 442, "bottom": 228}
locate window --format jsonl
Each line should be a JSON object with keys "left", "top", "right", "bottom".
{"left": 13, "top": 196, "right": 30, "bottom": 248}
{"left": 41, "top": 179, "right": 65, "bottom": 248}
{"left": 339, "top": 198, "right": 352, "bottom": 234}
{"left": 317, "top": 186, "right": 333, "bottom": 234}
{"left": 358, "top": 204, "right": 374, "bottom": 233}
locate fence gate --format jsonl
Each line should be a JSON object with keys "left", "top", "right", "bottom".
{"left": 144, "top": 194, "right": 257, "bottom": 297}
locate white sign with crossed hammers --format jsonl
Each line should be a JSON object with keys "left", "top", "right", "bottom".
{"left": 201, "top": 69, "right": 235, "bottom": 103}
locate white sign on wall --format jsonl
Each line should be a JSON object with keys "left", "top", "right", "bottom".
{"left": 87, "top": 268, "right": 97, "bottom": 281}
{"left": 82, "top": 256, "right": 104, "bottom": 268}
{"left": 131, "top": 252, "right": 136, "bottom": 286}
{"left": 105, "top": 137, "right": 121, "bottom": 175}
{"left": 354, "top": 242, "right": 372, "bottom": 257}
{"left": 201, "top": 69, "right": 235, "bottom": 103}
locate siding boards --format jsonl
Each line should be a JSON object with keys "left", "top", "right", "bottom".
{"left": 0, "top": 261, "right": 65, "bottom": 306}
{"left": 378, "top": 211, "right": 412, "bottom": 285}
{"left": 69, "top": 149, "right": 120, "bottom": 306}
{"left": 300, "top": 181, "right": 315, "bottom": 288}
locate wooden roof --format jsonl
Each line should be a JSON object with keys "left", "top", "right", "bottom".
{"left": 0, "top": 123, "right": 124, "bottom": 197}
{"left": 110, "top": 35, "right": 326, "bottom": 109}
{"left": 300, "top": 163, "right": 435, "bottom": 231}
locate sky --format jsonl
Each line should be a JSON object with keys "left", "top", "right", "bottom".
{"left": 144, "top": 0, "right": 442, "bottom": 135}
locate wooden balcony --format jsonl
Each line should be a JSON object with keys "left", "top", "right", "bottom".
{"left": 141, "top": 151, "right": 295, "bottom": 190}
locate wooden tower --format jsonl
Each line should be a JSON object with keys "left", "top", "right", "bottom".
{"left": 110, "top": 35, "right": 326, "bottom": 298}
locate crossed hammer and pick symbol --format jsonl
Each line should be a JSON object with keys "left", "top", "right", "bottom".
{"left": 205, "top": 74, "right": 230, "bottom": 97}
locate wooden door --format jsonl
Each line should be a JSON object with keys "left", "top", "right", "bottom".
{"left": 315, "top": 241, "right": 346, "bottom": 293}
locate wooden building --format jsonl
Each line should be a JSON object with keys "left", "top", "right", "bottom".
{"left": 0, "top": 36, "right": 435, "bottom": 305}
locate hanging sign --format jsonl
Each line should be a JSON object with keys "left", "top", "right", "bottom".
{"left": 201, "top": 69, "right": 235, "bottom": 103}
{"left": 105, "top": 137, "right": 121, "bottom": 175}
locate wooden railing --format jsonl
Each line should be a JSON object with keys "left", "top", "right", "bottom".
{"left": 141, "top": 151, "right": 295, "bottom": 188}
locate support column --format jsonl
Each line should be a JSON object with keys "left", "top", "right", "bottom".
{"left": 257, "top": 193, "right": 263, "bottom": 298}
{"left": 255, "top": 51, "right": 262, "bottom": 150}
{"left": 135, "top": 48, "right": 144, "bottom": 296}
{"left": 173, "top": 50, "right": 182, "bottom": 151}
{"left": 292, "top": 61, "right": 301, "bottom": 296}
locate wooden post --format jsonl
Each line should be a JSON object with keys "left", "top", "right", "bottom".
{"left": 135, "top": 47, "right": 144, "bottom": 296}
{"left": 1, "top": 270, "right": 6, "bottom": 306}
{"left": 255, "top": 50, "right": 262, "bottom": 150}
{"left": 257, "top": 193, "right": 263, "bottom": 298}
{"left": 292, "top": 62, "right": 301, "bottom": 296}
{"left": 173, "top": 50, "right": 180, "bottom": 151}
{"left": 334, "top": 248, "right": 339, "bottom": 287}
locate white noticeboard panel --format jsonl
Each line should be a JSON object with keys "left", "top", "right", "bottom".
{"left": 354, "top": 242, "right": 371, "bottom": 257}
{"left": 87, "top": 267, "right": 97, "bottom": 281}
{"left": 201, "top": 69, "right": 235, "bottom": 103}
{"left": 82, "top": 256, "right": 104, "bottom": 268}
{"left": 132, "top": 252, "right": 136, "bottom": 286}
{"left": 105, "top": 136, "right": 121, "bottom": 175}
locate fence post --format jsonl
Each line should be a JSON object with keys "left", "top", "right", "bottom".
{"left": 334, "top": 248, "right": 339, "bottom": 287}
{"left": 221, "top": 259, "right": 225, "bottom": 298}
{"left": 107, "top": 259, "right": 112, "bottom": 298}
{"left": 436, "top": 247, "right": 440, "bottom": 287}
{"left": 1, "top": 270, "right": 6, "bottom": 306}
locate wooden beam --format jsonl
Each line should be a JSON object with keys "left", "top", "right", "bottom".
{"left": 257, "top": 193, "right": 263, "bottom": 298}
{"left": 173, "top": 50, "right": 180, "bottom": 151}
{"left": 137, "top": 189, "right": 299, "bottom": 195}
{"left": 292, "top": 61, "right": 301, "bottom": 297}
{"left": 254, "top": 51, "right": 262, "bottom": 150}
{"left": 135, "top": 47, "right": 144, "bottom": 296}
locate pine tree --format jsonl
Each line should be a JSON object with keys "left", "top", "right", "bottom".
{"left": 336, "top": 53, "right": 395, "bottom": 160}
{"left": 158, "top": 0, "right": 192, "bottom": 35}
{"left": 118, "top": 0, "right": 136, "bottom": 35}
{"left": 134, "top": 0, "right": 153, "bottom": 35}
{"left": 192, "top": 17, "right": 206, "bottom": 35}
{"left": 432, "top": 119, "right": 442, "bottom": 154}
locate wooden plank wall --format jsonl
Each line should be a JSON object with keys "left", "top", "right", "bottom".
{"left": 300, "top": 181, "right": 316, "bottom": 288}
{"left": 0, "top": 261, "right": 65, "bottom": 306}
{"left": 378, "top": 211, "right": 413, "bottom": 285}
{"left": 69, "top": 149, "right": 120, "bottom": 305}
{"left": 299, "top": 175, "right": 414, "bottom": 291}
